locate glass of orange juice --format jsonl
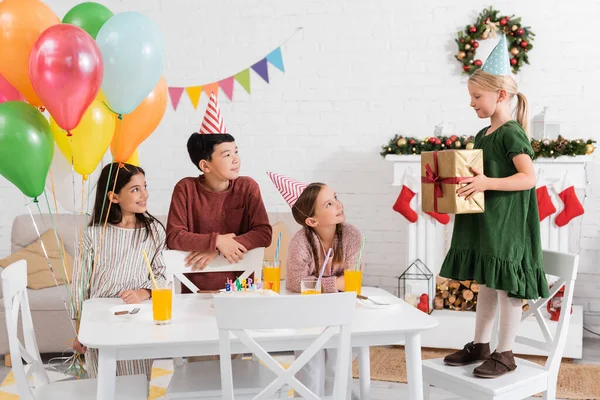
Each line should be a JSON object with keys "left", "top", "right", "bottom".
{"left": 301, "top": 278, "right": 321, "bottom": 295}
{"left": 344, "top": 263, "right": 363, "bottom": 296}
{"left": 152, "top": 281, "right": 172, "bottom": 325}
{"left": 262, "top": 260, "right": 281, "bottom": 293}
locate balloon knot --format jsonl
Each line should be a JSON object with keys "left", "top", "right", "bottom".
{"left": 39, "top": 107, "right": 45, "bottom": 113}
{"left": 66, "top": 131, "right": 73, "bottom": 137}
{"left": 33, "top": 198, "right": 39, "bottom": 204}
{"left": 118, "top": 114, "right": 123, "bottom": 120}
{"left": 83, "top": 175, "right": 88, "bottom": 181}
{"left": 118, "top": 162, "right": 125, "bottom": 168}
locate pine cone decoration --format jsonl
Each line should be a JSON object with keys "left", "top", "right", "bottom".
{"left": 531, "top": 140, "right": 541, "bottom": 153}
{"left": 555, "top": 141, "right": 567, "bottom": 153}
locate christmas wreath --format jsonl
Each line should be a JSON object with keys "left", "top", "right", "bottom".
{"left": 456, "top": 7, "right": 534, "bottom": 75}
{"left": 380, "top": 134, "right": 596, "bottom": 160}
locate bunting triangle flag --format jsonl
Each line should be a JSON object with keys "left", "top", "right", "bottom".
{"left": 266, "top": 47, "right": 284, "bottom": 72}
{"left": 185, "top": 86, "right": 202, "bottom": 109}
{"left": 219, "top": 77, "right": 235, "bottom": 101}
{"left": 251, "top": 58, "right": 269, "bottom": 83}
{"left": 202, "top": 82, "right": 220, "bottom": 98}
{"left": 234, "top": 69, "right": 251, "bottom": 94}
{"left": 168, "top": 87, "right": 185, "bottom": 110}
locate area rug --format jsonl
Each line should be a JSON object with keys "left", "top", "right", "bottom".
{"left": 351, "top": 346, "right": 600, "bottom": 400}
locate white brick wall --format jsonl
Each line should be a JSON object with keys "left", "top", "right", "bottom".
{"left": 2, "top": 0, "right": 600, "bottom": 336}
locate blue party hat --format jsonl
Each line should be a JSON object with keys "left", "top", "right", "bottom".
{"left": 481, "top": 34, "right": 511, "bottom": 76}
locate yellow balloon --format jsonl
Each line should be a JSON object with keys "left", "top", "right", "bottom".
{"left": 51, "top": 94, "right": 116, "bottom": 176}
{"left": 125, "top": 149, "right": 140, "bottom": 166}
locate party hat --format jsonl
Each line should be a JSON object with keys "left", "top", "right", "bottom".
{"left": 481, "top": 34, "right": 512, "bottom": 76}
{"left": 200, "top": 92, "right": 227, "bottom": 134}
{"left": 267, "top": 172, "right": 308, "bottom": 208}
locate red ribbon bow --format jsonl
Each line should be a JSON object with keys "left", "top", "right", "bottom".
{"left": 421, "top": 151, "right": 467, "bottom": 212}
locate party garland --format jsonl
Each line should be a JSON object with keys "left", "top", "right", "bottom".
{"left": 380, "top": 134, "right": 596, "bottom": 160}
{"left": 456, "top": 7, "right": 534, "bottom": 75}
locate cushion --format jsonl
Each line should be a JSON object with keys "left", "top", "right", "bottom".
{"left": 264, "top": 221, "right": 291, "bottom": 279}
{"left": 0, "top": 229, "right": 74, "bottom": 290}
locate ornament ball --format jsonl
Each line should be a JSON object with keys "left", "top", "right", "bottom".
{"left": 454, "top": 141, "right": 462, "bottom": 148}
{"left": 463, "top": 65, "right": 471, "bottom": 72}
{"left": 510, "top": 58, "right": 518, "bottom": 66}
{"left": 465, "top": 44, "right": 472, "bottom": 50}
{"left": 499, "top": 18, "right": 507, "bottom": 26}
{"left": 466, "top": 142, "right": 475, "bottom": 150}
{"left": 445, "top": 139, "right": 452, "bottom": 147}
{"left": 397, "top": 138, "right": 407, "bottom": 147}
{"left": 457, "top": 51, "right": 467, "bottom": 60}
{"left": 469, "top": 26, "right": 477, "bottom": 33}
{"left": 586, "top": 144, "right": 595, "bottom": 154}
{"left": 511, "top": 47, "right": 520, "bottom": 56}
{"left": 473, "top": 42, "right": 479, "bottom": 48}
{"left": 520, "top": 40, "right": 528, "bottom": 48}
{"left": 512, "top": 25, "right": 518, "bottom": 31}
{"left": 474, "top": 59, "right": 483, "bottom": 67}
{"left": 516, "top": 28, "right": 524, "bottom": 36}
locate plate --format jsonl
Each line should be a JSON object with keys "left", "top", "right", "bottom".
{"left": 109, "top": 303, "right": 151, "bottom": 316}
{"left": 356, "top": 297, "right": 395, "bottom": 309}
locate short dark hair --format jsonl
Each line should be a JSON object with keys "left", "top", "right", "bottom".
{"left": 187, "top": 133, "right": 236, "bottom": 170}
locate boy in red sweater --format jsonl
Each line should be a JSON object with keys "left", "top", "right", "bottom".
{"left": 166, "top": 93, "right": 272, "bottom": 291}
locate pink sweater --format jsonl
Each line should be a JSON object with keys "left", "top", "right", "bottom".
{"left": 286, "top": 224, "right": 363, "bottom": 293}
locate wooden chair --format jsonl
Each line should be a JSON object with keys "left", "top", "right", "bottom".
{"left": 1, "top": 260, "right": 148, "bottom": 399}
{"left": 214, "top": 291, "right": 356, "bottom": 400}
{"left": 422, "top": 250, "right": 579, "bottom": 400}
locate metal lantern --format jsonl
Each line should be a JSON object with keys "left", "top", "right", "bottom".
{"left": 398, "top": 259, "right": 434, "bottom": 314}
{"left": 532, "top": 107, "right": 560, "bottom": 141}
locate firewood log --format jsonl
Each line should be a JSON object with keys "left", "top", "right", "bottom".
{"left": 448, "top": 280, "right": 461, "bottom": 290}
{"left": 434, "top": 296, "right": 444, "bottom": 310}
{"left": 462, "top": 289, "right": 474, "bottom": 301}
{"left": 470, "top": 282, "right": 480, "bottom": 293}
{"left": 460, "top": 280, "right": 472, "bottom": 288}
{"left": 448, "top": 294, "right": 456, "bottom": 304}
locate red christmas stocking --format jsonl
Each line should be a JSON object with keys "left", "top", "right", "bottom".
{"left": 555, "top": 186, "right": 584, "bottom": 227}
{"left": 536, "top": 185, "right": 556, "bottom": 221}
{"left": 393, "top": 185, "right": 418, "bottom": 223}
{"left": 425, "top": 211, "right": 450, "bottom": 224}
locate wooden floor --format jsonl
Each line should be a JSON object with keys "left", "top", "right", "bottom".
{"left": 1, "top": 338, "right": 599, "bottom": 399}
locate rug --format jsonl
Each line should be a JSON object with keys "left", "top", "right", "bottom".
{"left": 351, "top": 346, "right": 600, "bottom": 400}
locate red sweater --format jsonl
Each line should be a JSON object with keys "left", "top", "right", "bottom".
{"left": 166, "top": 175, "right": 272, "bottom": 290}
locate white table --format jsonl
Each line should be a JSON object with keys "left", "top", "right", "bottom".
{"left": 78, "top": 287, "right": 437, "bottom": 400}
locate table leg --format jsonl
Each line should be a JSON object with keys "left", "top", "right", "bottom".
{"left": 358, "top": 346, "right": 371, "bottom": 400}
{"left": 405, "top": 332, "right": 424, "bottom": 400}
{"left": 97, "top": 348, "right": 117, "bottom": 400}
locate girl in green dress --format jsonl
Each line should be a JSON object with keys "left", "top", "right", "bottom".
{"left": 440, "top": 64, "right": 549, "bottom": 378}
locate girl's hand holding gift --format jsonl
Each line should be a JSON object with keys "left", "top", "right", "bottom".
{"left": 457, "top": 168, "right": 489, "bottom": 200}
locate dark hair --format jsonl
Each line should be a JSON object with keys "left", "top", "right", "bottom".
{"left": 187, "top": 133, "right": 236, "bottom": 170}
{"left": 90, "top": 163, "right": 165, "bottom": 263}
{"left": 291, "top": 183, "right": 344, "bottom": 277}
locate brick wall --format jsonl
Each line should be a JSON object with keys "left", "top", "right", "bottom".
{"left": 1, "top": 0, "right": 599, "bottom": 336}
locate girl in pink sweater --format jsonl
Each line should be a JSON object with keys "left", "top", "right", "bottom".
{"left": 268, "top": 173, "right": 361, "bottom": 399}
{"left": 286, "top": 183, "right": 363, "bottom": 293}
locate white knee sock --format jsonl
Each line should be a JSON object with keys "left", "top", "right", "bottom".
{"left": 474, "top": 284, "right": 498, "bottom": 344}
{"left": 496, "top": 290, "right": 523, "bottom": 352}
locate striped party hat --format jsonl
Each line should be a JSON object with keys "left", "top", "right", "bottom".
{"left": 200, "top": 92, "right": 227, "bottom": 134}
{"left": 267, "top": 172, "right": 307, "bottom": 208}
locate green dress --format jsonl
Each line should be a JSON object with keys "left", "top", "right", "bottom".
{"left": 439, "top": 120, "right": 549, "bottom": 300}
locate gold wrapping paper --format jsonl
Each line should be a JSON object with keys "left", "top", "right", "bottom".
{"left": 421, "top": 150, "right": 485, "bottom": 214}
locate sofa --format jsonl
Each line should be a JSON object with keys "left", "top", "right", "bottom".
{"left": 0, "top": 212, "right": 300, "bottom": 366}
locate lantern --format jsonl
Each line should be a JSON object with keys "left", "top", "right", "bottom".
{"left": 546, "top": 284, "right": 572, "bottom": 322}
{"left": 532, "top": 107, "right": 560, "bottom": 141}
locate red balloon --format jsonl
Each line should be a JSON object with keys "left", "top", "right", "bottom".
{"left": 0, "top": 73, "right": 25, "bottom": 105}
{"left": 29, "top": 24, "right": 103, "bottom": 131}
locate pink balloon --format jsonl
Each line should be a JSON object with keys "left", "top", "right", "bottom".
{"left": 0, "top": 73, "right": 25, "bottom": 104}
{"left": 29, "top": 24, "right": 103, "bottom": 132}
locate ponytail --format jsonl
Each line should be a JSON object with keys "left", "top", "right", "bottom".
{"left": 515, "top": 92, "right": 529, "bottom": 136}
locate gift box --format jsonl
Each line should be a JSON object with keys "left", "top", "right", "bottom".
{"left": 421, "top": 150, "right": 485, "bottom": 214}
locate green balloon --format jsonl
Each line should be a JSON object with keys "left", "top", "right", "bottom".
{"left": 0, "top": 102, "right": 54, "bottom": 199}
{"left": 62, "top": 2, "right": 114, "bottom": 40}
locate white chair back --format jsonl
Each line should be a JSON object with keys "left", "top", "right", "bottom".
{"left": 490, "top": 250, "right": 579, "bottom": 372}
{"left": 163, "top": 247, "right": 265, "bottom": 293}
{"left": 214, "top": 292, "right": 356, "bottom": 400}
{"left": 1, "top": 260, "right": 50, "bottom": 399}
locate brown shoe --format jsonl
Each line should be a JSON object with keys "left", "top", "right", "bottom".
{"left": 473, "top": 351, "right": 517, "bottom": 378}
{"left": 443, "top": 342, "right": 490, "bottom": 366}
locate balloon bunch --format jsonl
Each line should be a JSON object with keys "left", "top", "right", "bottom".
{"left": 0, "top": 0, "right": 167, "bottom": 203}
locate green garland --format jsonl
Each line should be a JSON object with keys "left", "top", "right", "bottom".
{"left": 380, "top": 134, "right": 596, "bottom": 160}
{"left": 456, "top": 7, "right": 534, "bottom": 75}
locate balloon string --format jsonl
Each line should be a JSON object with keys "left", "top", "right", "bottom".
{"left": 43, "top": 190, "right": 71, "bottom": 288}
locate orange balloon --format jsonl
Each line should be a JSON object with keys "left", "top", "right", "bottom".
{"left": 0, "top": 0, "right": 60, "bottom": 107}
{"left": 111, "top": 76, "right": 167, "bottom": 162}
